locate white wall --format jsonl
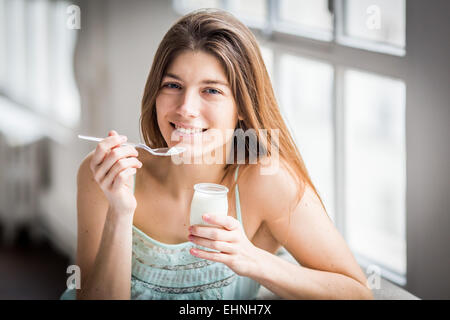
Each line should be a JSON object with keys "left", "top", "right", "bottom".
{"left": 404, "top": 0, "right": 450, "bottom": 300}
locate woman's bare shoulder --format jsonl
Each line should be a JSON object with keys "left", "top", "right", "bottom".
{"left": 77, "top": 151, "right": 96, "bottom": 188}
{"left": 240, "top": 157, "right": 303, "bottom": 192}
{"left": 239, "top": 157, "right": 305, "bottom": 220}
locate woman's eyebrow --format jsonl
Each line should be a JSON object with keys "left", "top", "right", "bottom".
{"left": 164, "top": 72, "right": 229, "bottom": 87}
{"left": 201, "top": 79, "right": 229, "bottom": 87}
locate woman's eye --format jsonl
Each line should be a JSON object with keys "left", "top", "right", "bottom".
{"left": 205, "top": 88, "right": 220, "bottom": 95}
{"left": 164, "top": 83, "right": 181, "bottom": 90}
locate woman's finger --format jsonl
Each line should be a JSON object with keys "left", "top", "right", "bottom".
{"left": 188, "top": 235, "right": 236, "bottom": 254}
{"left": 90, "top": 134, "right": 127, "bottom": 169}
{"left": 101, "top": 157, "right": 142, "bottom": 189}
{"left": 189, "top": 248, "right": 230, "bottom": 264}
{"left": 202, "top": 214, "right": 240, "bottom": 231}
{"left": 111, "top": 167, "right": 137, "bottom": 191}
{"left": 94, "top": 145, "right": 139, "bottom": 183}
{"left": 189, "top": 225, "right": 237, "bottom": 242}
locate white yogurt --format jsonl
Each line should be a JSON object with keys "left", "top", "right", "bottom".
{"left": 190, "top": 183, "right": 229, "bottom": 226}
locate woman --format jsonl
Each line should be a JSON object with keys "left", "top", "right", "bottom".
{"left": 62, "top": 9, "right": 373, "bottom": 300}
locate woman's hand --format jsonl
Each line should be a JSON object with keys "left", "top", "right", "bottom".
{"left": 89, "top": 130, "right": 142, "bottom": 215}
{"left": 188, "top": 214, "right": 261, "bottom": 277}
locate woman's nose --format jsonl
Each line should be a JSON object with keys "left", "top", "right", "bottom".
{"left": 176, "top": 90, "right": 200, "bottom": 118}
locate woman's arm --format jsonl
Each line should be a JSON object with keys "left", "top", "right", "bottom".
{"left": 253, "top": 169, "right": 373, "bottom": 299}
{"left": 250, "top": 242, "right": 373, "bottom": 300}
{"left": 76, "top": 132, "right": 141, "bottom": 299}
{"left": 77, "top": 206, "right": 134, "bottom": 300}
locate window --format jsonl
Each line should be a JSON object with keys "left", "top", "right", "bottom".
{"left": 173, "top": 0, "right": 407, "bottom": 285}
{"left": 0, "top": 0, "right": 80, "bottom": 136}
{"left": 344, "top": 70, "right": 406, "bottom": 281}
{"left": 228, "top": 0, "right": 267, "bottom": 28}
{"left": 342, "top": 0, "right": 405, "bottom": 50}
{"left": 278, "top": 0, "right": 333, "bottom": 40}
{"left": 279, "top": 54, "right": 335, "bottom": 221}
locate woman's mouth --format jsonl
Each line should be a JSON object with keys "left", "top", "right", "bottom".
{"left": 170, "top": 122, "right": 208, "bottom": 136}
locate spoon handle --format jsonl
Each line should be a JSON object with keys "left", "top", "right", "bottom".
{"left": 78, "top": 134, "right": 184, "bottom": 156}
{"left": 78, "top": 134, "right": 138, "bottom": 148}
{"left": 78, "top": 134, "right": 133, "bottom": 145}
{"left": 77, "top": 135, "right": 104, "bottom": 142}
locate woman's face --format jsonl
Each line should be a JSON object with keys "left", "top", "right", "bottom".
{"left": 156, "top": 50, "right": 238, "bottom": 161}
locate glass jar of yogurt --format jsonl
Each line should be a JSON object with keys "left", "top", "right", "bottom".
{"left": 190, "top": 183, "right": 229, "bottom": 226}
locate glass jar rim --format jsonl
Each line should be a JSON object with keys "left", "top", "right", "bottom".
{"left": 194, "top": 183, "right": 229, "bottom": 195}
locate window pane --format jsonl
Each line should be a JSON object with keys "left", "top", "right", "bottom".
{"left": 344, "top": 69, "right": 406, "bottom": 276}
{"left": 344, "top": 0, "right": 405, "bottom": 48}
{"left": 279, "top": 0, "right": 333, "bottom": 32}
{"left": 228, "top": 0, "right": 267, "bottom": 27}
{"left": 279, "top": 54, "right": 335, "bottom": 221}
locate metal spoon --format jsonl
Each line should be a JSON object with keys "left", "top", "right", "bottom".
{"left": 78, "top": 135, "right": 185, "bottom": 156}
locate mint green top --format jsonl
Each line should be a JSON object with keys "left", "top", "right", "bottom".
{"left": 60, "top": 166, "right": 261, "bottom": 300}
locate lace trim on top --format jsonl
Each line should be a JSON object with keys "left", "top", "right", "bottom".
{"left": 131, "top": 274, "right": 236, "bottom": 294}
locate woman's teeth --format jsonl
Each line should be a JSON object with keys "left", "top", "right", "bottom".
{"left": 175, "top": 124, "right": 205, "bottom": 135}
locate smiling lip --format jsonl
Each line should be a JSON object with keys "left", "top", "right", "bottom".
{"left": 168, "top": 123, "right": 206, "bottom": 140}
{"left": 170, "top": 121, "right": 206, "bottom": 130}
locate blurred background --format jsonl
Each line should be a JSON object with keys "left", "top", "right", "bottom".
{"left": 0, "top": 0, "right": 449, "bottom": 299}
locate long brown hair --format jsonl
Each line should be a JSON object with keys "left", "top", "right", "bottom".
{"left": 140, "top": 9, "right": 328, "bottom": 220}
